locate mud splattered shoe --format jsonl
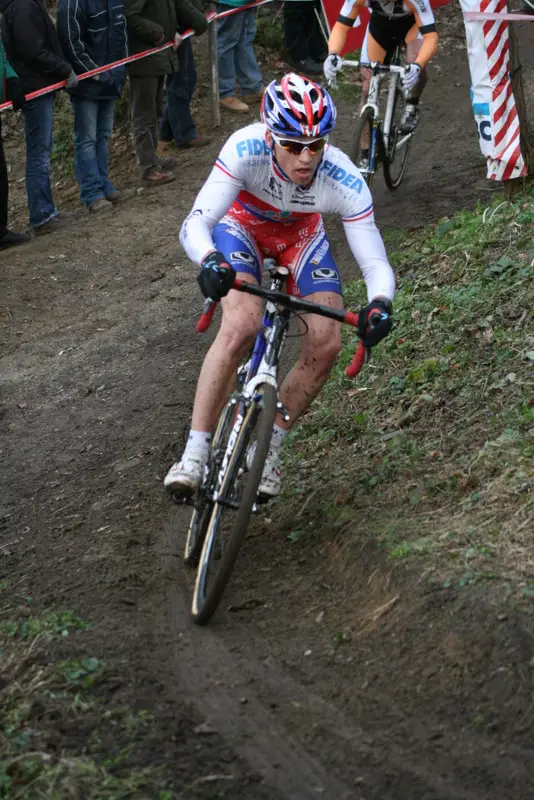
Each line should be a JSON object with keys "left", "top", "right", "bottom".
{"left": 247, "top": 446, "right": 281, "bottom": 500}
{"left": 164, "top": 450, "right": 207, "bottom": 496}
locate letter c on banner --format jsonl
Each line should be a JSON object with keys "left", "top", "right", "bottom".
{"left": 480, "top": 120, "right": 491, "bottom": 142}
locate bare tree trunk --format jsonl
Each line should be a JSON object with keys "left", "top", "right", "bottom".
{"left": 505, "top": 4, "right": 534, "bottom": 196}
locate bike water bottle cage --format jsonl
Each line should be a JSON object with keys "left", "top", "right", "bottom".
{"left": 261, "top": 73, "right": 337, "bottom": 138}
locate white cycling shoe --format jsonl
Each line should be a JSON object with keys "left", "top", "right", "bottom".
{"left": 247, "top": 446, "right": 281, "bottom": 500}
{"left": 164, "top": 450, "right": 207, "bottom": 496}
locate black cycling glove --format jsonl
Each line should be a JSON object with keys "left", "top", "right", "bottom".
{"left": 357, "top": 297, "right": 393, "bottom": 346}
{"left": 197, "top": 251, "right": 236, "bottom": 301}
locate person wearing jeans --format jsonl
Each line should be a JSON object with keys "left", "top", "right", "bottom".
{"left": 125, "top": 0, "right": 208, "bottom": 184}
{"left": 23, "top": 94, "right": 59, "bottom": 229}
{"left": 58, "top": 0, "right": 128, "bottom": 213}
{"left": 0, "top": 0, "right": 78, "bottom": 235}
{"left": 217, "top": 1, "right": 263, "bottom": 114}
{"left": 71, "top": 99, "right": 117, "bottom": 208}
{"left": 158, "top": 38, "right": 210, "bottom": 150}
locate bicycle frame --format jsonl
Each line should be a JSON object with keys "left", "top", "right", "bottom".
{"left": 344, "top": 53, "right": 413, "bottom": 159}
{"left": 201, "top": 266, "right": 292, "bottom": 508}
{"left": 240, "top": 267, "right": 291, "bottom": 398}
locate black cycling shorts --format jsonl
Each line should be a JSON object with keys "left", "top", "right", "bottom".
{"left": 368, "top": 12, "right": 416, "bottom": 53}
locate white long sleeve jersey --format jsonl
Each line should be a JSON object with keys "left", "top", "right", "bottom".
{"left": 179, "top": 123, "right": 395, "bottom": 301}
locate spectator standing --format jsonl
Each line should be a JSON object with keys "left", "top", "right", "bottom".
{"left": 216, "top": 0, "right": 263, "bottom": 114}
{"left": 283, "top": 0, "right": 327, "bottom": 76}
{"left": 0, "top": 0, "right": 79, "bottom": 236}
{"left": 124, "top": 0, "right": 208, "bottom": 185}
{"left": 0, "top": 39, "right": 31, "bottom": 249}
{"left": 57, "top": 0, "right": 128, "bottom": 213}
{"left": 158, "top": 37, "right": 211, "bottom": 152}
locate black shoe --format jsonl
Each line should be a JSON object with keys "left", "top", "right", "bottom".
{"left": 33, "top": 213, "right": 73, "bottom": 237}
{"left": 0, "top": 229, "right": 32, "bottom": 249}
{"left": 291, "top": 58, "right": 324, "bottom": 77}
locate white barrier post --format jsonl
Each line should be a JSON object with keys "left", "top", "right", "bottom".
{"left": 208, "top": 15, "right": 221, "bottom": 128}
{"left": 459, "top": 0, "right": 527, "bottom": 184}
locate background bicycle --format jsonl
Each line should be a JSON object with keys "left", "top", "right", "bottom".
{"left": 335, "top": 47, "right": 415, "bottom": 189}
{"left": 182, "top": 262, "right": 368, "bottom": 625}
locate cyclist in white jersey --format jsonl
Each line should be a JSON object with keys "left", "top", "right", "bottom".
{"left": 324, "top": 0, "right": 438, "bottom": 134}
{"left": 164, "top": 73, "right": 395, "bottom": 499}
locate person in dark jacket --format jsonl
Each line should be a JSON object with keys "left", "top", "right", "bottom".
{"left": 0, "top": 39, "right": 31, "bottom": 249}
{"left": 283, "top": 0, "right": 327, "bottom": 76}
{"left": 0, "top": 0, "right": 79, "bottom": 235}
{"left": 124, "top": 0, "right": 208, "bottom": 184}
{"left": 58, "top": 0, "right": 128, "bottom": 213}
{"left": 157, "top": 38, "right": 211, "bottom": 152}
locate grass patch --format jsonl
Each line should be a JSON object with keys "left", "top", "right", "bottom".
{"left": 51, "top": 92, "right": 75, "bottom": 179}
{"left": 276, "top": 189, "right": 534, "bottom": 585}
{"left": 0, "top": 581, "right": 172, "bottom": 798}
{"left": 255, "top": 3, "right": 285, "bottom": 54}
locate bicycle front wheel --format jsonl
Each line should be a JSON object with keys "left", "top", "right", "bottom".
{"left": 184, "top": 395, "right": 237, "bottom": 567}
{"left": 350, "top": 107, "right": 377, "bottom": 187}
{"left": 191, "top": 383, "right": 277, "bottom": 625}
{"left": 383, "top": 87, "right": 412, "bottom": 190}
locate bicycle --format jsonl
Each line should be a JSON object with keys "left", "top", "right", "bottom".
{"left": 342, "top": 46, "right": 414, "bottom": 190}
{"left": 182, "top": 261, "right": 369, "bottom": 625}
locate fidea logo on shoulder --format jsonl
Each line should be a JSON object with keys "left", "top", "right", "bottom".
{"left": 320, "top": 160, "right": 363, "bottom": 192}
{"left": 236, "top": 139, "right": 271, "bottom": 157}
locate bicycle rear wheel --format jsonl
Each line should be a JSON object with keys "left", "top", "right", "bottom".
{"left": 191, "top": 383, "right": 277, "bottom": 625}
{"left": 383, "top": 86, "right": 412, "bottom": 190}
{"left": 350, "top": 107, "right": 377, "bottom": 188}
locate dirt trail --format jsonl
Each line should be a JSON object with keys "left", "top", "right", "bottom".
{"left": 2, "top": 4, "right": 534, "bottom": 797}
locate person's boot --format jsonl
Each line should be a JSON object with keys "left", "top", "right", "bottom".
{"left": 220, "top": 96, "right": 249, "bottom": 114}
{"left": 178, "top": 133, "right": 212, "bottom": 148}
{"left": 290, "top": 58, "right": 323, "bottom": 76}
{"left": 89, "top": 198, "right": 113, "bottom": 214}
{"left": 0, "top": 229, "right": 31, "bottom": 249}
{"left": 240, "top": 88, "right": 265, "bottom": 104}
{"left": 142, "top": 168, "right": 175, "bottom": 186}
{"left": 33, "top": 213, "right": 73, "bottom": 237}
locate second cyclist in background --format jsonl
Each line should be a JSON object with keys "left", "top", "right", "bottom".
{"left": 324, "top": 0, "right": 439, "bottom": 134}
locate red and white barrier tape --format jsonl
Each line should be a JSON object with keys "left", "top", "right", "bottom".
{"left": 0, "top": 0, "right": 273, "bottom": 112}
{"left": 465, "top": 9, "right": 534, "bottom": 18}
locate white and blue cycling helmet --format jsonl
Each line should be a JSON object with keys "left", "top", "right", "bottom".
{"left": 261, "top": 73, "right": 337, "bottom": 138}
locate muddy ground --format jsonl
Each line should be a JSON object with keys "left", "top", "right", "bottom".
{"left": 2, "top": 4, "right": 534, "bottom": 798}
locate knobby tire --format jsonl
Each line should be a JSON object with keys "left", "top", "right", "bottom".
{"left": 191, "top": 383, "right": 277, "bottom": 624}
{"left": 184, "top": 400, "right": 236, "bottom": 567}
{"left": 382, "top": 85, "right": 412, "bottom": 190}
{"left": 350, "top": 107, "right": 378, "bottom": 188}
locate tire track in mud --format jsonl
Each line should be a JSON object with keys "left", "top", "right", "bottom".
{"left": 161, "top": 515, "right": 356, "bottom": 800}
{"left": 160, "top": 512, "right": 498, "bottom": 800}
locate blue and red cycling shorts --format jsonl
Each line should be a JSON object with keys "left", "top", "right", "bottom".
{"left": 212, "top": 199, "right": 342, "bottom": 297}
